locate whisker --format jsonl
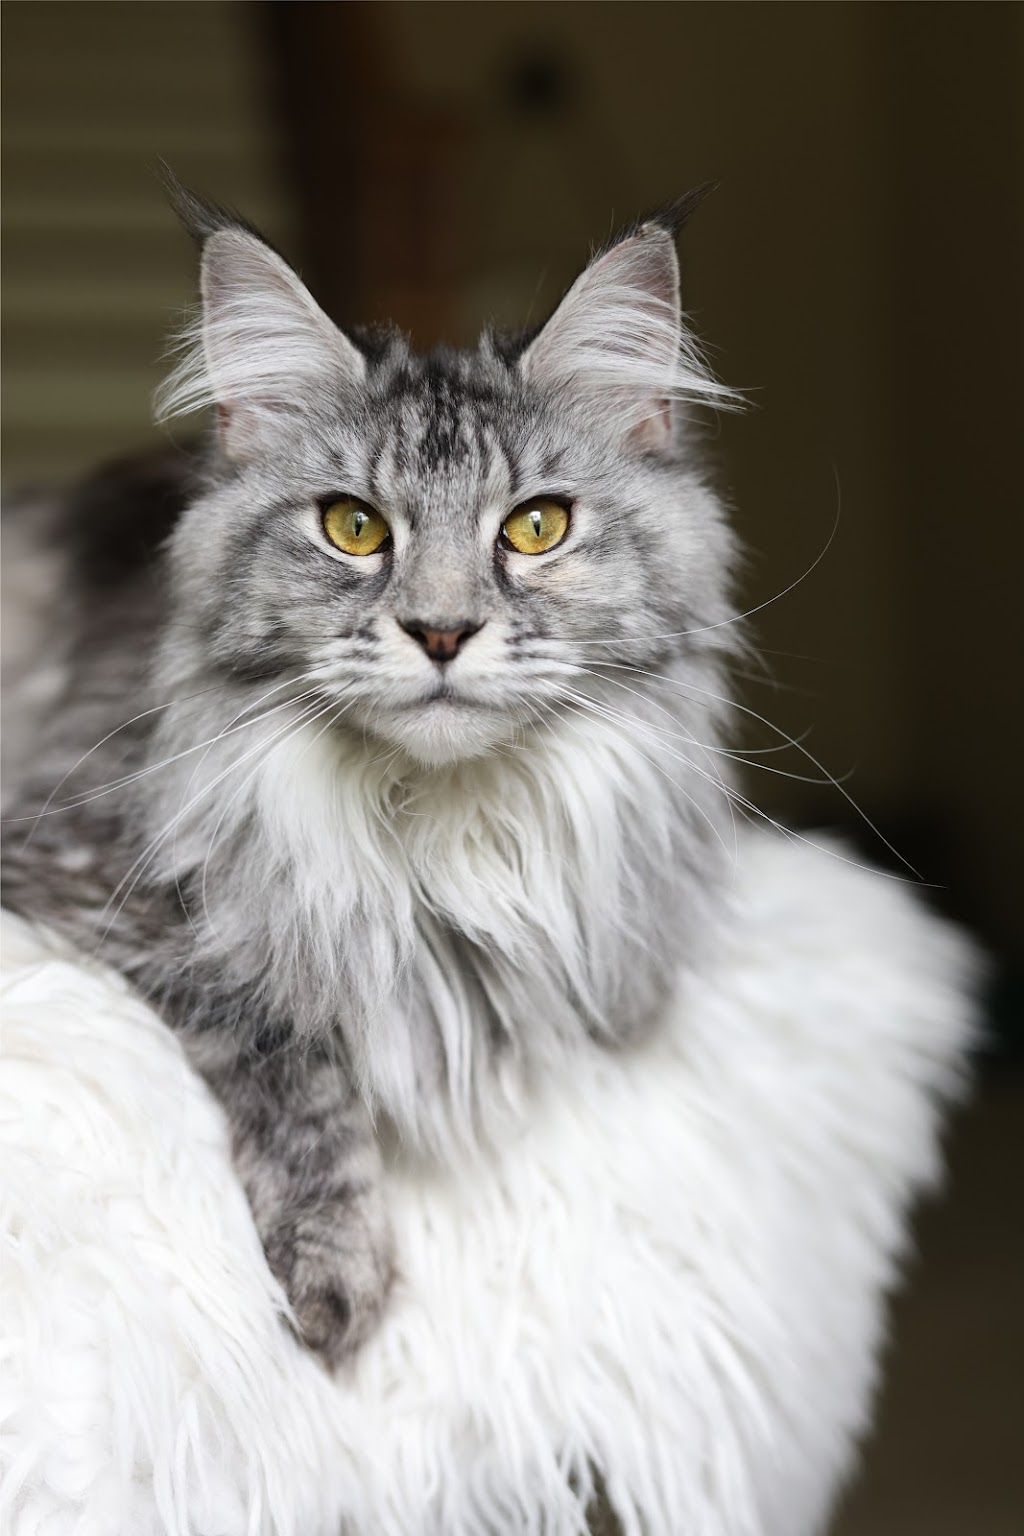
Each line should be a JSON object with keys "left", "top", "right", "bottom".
{"left": 555, "top": 684, "right": 913, "bottom": 888}
{"left": 569, "top": 475, "right": 842, "bottom": 650}
{"left": 11, "top": 683, "right": 226, "bottom": 844}
{"left": 552, "top": 689, "right": 737, "bottom": 871}
{"left": 563, "top": 663, "right": 921, "bottom": 882}
{"left": 198, "top": 695, "right": 353, "bottom": 943}
{"left": 658, "top": 671, "right": 920, "bottom": 874}
{"left": 558, "top": 680, "right": 739, "bottom": 838}
{"left": 95, "top": 697, "right": 327, "bottom": 947}
{"left": 11, "top": 681, "right": 330, "bottom": 823}
{"left": 572, "top": 667, "right": 846, "bottom": 786}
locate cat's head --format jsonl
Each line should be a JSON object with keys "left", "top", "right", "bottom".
{"left": 156, "top": 192, "right": 739, "bottom": 768}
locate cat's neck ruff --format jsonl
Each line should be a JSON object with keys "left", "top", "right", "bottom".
{"left": 185, "top": 701, "right": 729, "bottom": 1156}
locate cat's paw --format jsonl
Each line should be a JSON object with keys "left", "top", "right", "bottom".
{"left": 262, "top": 1186, "right": 396, "bottom": 1369}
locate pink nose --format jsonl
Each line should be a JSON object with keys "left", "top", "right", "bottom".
{"left": 399, "top": 620, "right": 483, "bottom": 663}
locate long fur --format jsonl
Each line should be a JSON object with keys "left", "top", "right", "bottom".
{"left": 2, "top": 202, "right": 751, "bottom": 1362}
{"left": 3, "top": 207, "right": 743, "bottom": 1166}
{"left": 0, "top": 193, "right": 969, "bottom": 1391}
{"left": 520, "top": 230, "right": 742, "bottom": 431}
{"left": 154, "top": 229, "right": 365, "bottom": 426}
{"left": 0, "top": 193, "right": 981, "bottom": 1522}
{"left": 0, "top": 829, "right": 978, "bottom": 1535}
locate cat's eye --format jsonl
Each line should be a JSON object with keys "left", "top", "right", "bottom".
{"left": 322, "top": 496, "right": 390, "bottom": 556}
{"left": 501, "top": 498, "right": 570, "bottom": 556}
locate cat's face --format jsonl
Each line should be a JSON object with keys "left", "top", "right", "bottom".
{"left": 160, "top": 203, "right": 736, "bottom": 767}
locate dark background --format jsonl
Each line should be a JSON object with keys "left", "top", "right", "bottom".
{"left": 3, "top": 5, "right": 1021, "bottom": 1530}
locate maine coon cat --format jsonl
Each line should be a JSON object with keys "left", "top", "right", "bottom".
{"left": 1, "top": 187, "right": 742, "bottom": 1367}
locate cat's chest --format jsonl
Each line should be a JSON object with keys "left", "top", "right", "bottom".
{"left": 259, "top": 729, "right": 595, "bottom": 944}
{"left": 244, "top": 721, "right": 663, "bottom": 1040}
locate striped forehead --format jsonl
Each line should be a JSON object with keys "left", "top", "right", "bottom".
{"left": 370, "top": 358, "right": 522, "bottom": 510}
{"left": 389, "top": 356, "right": 515, "bottom": 470}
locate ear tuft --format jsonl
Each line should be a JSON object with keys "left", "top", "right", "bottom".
{"left": 154, "top": 193, "right": 366, "bottom": 461}
{"left": 520, "top": 194, "right": 739, "bottom": 450}
{"left": 629, "top": 182, "right": 719, "bottom": 243}
{"left": 156, "top": 163, "right": 254, "bottom": 248}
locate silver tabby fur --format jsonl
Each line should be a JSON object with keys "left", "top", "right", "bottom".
{"left": 1, "top": 191, "right": 741, "bottom": 1366}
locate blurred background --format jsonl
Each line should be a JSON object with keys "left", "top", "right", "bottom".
{"left": 2, "top": 4, "right": 1021, "bottom": 1530}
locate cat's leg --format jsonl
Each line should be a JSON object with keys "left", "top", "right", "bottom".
{"left": 1, "top": 807, "right": 394, "bottom": 1367}
{"left": 202, "top": 1035, "right": 395, "bottom": 1369}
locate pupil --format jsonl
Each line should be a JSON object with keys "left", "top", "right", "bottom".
{"left": 353, "top": 511, "right": 367, "bottom": 538}
{"left": 530, "top": 509, "right": 543, "bottom": 536}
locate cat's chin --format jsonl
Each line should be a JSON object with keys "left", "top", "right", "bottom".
{"left": 373, "top": 699, "right": 514, "bottom": 769}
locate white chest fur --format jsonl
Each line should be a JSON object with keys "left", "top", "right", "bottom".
{"left": 227, "top": 710, "right": 723, "bottom": 1154}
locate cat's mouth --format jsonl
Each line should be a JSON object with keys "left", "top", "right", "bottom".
{"left": 367, "top": 685, "right": 513, "bottom": 767}
{"left": 401, "top": 685, "right": 490, "bottom": 712}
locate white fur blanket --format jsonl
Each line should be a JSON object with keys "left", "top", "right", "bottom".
{"left": 0, "top": 829, "right": 976, "bottom": 1536}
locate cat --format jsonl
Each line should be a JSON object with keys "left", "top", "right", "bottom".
{"left": 1, "top": 185, "right": 742, "bottom": 1368}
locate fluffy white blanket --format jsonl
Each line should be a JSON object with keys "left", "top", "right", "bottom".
{"left": 0, "top": 829, "right": 976, "bottom": 1536}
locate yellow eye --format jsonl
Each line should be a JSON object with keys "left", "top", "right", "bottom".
{"left": 501, "top": 498, "right": 570, "bottom": 556}
{"left": 322, "top": 497, "right": 390, "bottom": 556}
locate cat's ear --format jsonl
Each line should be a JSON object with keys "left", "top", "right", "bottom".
{"left": 155, "top": 185, "right": 365, "bottom": 461}
{"left": 519, "top": 192, "right": 735, "bottom": 450}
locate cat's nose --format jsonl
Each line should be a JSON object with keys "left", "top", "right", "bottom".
{"left": 399, "top": 619, "right": 483, "bottom": 664}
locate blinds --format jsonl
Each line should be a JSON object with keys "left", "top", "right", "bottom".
{"left": 2, "top": 0, "right": 293, "bottom": 482}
